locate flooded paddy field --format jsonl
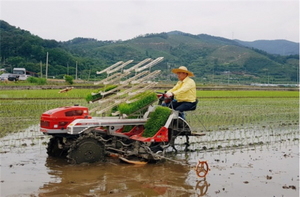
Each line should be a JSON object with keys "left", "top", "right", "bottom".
{"left": 0, "top": 89, "right": 299, "bottom": 196}
{"left": 0, "top": 123, "right": 298, "bottom": 197}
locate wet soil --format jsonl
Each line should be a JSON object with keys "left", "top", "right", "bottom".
{"left": 0, "top": 125, "right": 299, "bottom": 197}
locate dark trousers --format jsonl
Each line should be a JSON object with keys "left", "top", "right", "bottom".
{"left": 163, "top": 100, "right": 197, "bottom": 119}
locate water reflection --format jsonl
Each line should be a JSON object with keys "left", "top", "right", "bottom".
{"left": 39, "top": 155, "right": 207, "bottom": 196}
{"left": 194, "top": 179, "right": 210, "bottom": 196}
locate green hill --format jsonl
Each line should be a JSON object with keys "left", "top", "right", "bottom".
{"left": 0, "top": 20, "right": 298, "bottom": 84}
{"left": 235, "top": 39, "right": 299, "bottom": 56}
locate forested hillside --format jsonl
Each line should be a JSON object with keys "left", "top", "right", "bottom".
{"left": 0, "top": 20, "right": 298, "bottom": 84}
{"left": 235, "top": 39, "right": 299, "bottom": 56}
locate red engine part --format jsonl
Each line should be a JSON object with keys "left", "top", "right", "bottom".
{"left": 40, "top": 106, "right": 91, "bottom": 134}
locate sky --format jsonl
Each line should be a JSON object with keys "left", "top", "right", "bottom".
{"left": 0, "top": 0, "right": 299, "bottom": 43}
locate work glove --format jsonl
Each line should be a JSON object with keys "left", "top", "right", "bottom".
{"left": 165, "top": 92, "right": 173, "bottom": 98}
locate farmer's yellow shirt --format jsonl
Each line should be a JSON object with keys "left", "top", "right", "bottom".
{"left": 168, "top": 77, "right": 196, "bottom": 102}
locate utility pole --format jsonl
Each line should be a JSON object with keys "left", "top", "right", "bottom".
{"left": 46, "top": 52, "right": 48, "bottom": 79}
{"left": 88, "top": 69, "right": 91, "bottom": 81}
{"left": 213, "top": 65, "right": 215, "bottom": 84}
{"left": 297, "top": 65, "right": 299, "bottom": 86}
{"left": 227, "top": 71, "right": 230, "bottom": 85}
{"left": 76, "top": 61, "right": 78, "bottom": 80}
{"left": 40, "top": 61, "right": 43, "bottom": 78}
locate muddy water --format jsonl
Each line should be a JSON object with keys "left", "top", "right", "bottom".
{"left": 0, "top": 125, "right": 299, "bottom": 197}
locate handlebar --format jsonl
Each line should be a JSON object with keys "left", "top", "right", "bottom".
{"left": 156, "top": 92, "right": 173, "bottom": 105}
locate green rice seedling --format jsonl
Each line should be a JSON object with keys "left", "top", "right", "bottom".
{"left": 122, "top": 125, "right": 135, "bottom": 133}
{"left": 143, "top": 106, "right": 171, "bottom": 137}
{"left": 85, "top": 85, "right": 118, "bottom": 102}
{"left": 117, "top": 91, "right": 158, "bottom": 115}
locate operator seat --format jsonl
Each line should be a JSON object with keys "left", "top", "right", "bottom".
{"left": 178, "top": 99, "right": 198, "bottom": 120}
{"left": 187, "top": 99, "right": 198, "bottom": 111}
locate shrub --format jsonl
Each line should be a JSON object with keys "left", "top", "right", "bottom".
{"left": 26, "top": 77, "right": 47, "bottom": 85}
{"left": 64, "top": 75, "right": 73, "bottom": 85}
{"left": 36, "top": 78, "right": 47, "bottom": 85}
{"left": 27, "top": 76, "right": 37, "bottom": 83}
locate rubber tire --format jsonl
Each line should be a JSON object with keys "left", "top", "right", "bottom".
{"left": 47, "top": 137, "right": 67, "bottom": 157}
{"left": 68, "top": 138, "right": 105, "bottom": 164}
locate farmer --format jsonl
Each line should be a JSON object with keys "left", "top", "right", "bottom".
{"left": 164, "top": 66, "right": 197, "bottom": 119}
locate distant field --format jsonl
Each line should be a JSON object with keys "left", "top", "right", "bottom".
{"left": 0, "top": 89, "right": 298, "bottom": 99}
{"left": 197, "top": 90, "right": 299, "bottom": 98}
{"left": 0, "top": 89, "right": 298, "bottom": 137}
{"left": 188, "top": 97, "right": 299, "bottom": 132}
{"left": 0, "top": 89, "right": 93, "bottom": 99}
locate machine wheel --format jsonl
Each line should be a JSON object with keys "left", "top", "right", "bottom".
{"left": 195, "top": 161, "right": 210, "bottom": 178}
{"left": 67, "top": 135, "right": 106, "bottom": 164}
{"left": 171, "top": 118, "right": 192, "bottom": 135}
{"left": 47, "top": 137, "right": 68, "bottom": 157}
